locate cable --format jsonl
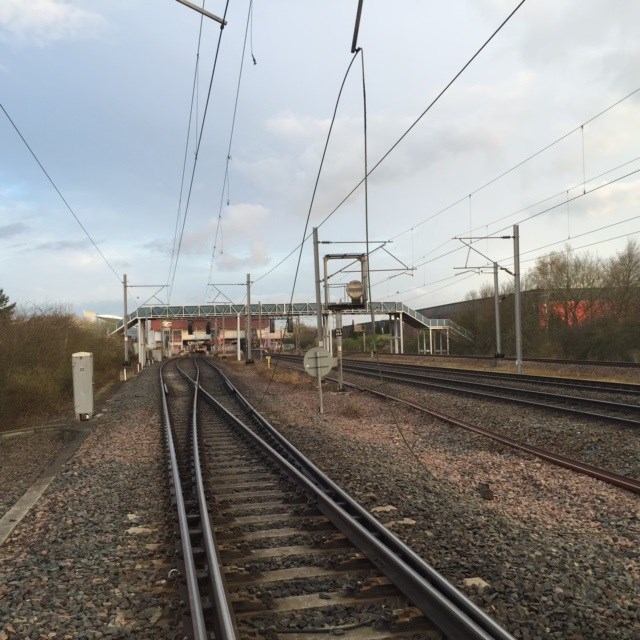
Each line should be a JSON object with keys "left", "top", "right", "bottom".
{"left": 251, "top": 50, "right": 362, "bottom": 408}
{"left": 401, "top": 157, "right": 640, "bottom": 276}
{"left": 168, "top": 5, "right": 207, "bottom": 292}
{"left": 254, "top": 0, "right": 528, "bottom": 284}
{"left": 385, "top": 213, "right": 640, "bottom": 303}
{"left": 492, "top": 166, "right": 640, "bottom": 236}
{"left": 1, "top": 103, "right": 122, "bottom": 284}
{"left": 205, "top": 0, "right": 253, "bottom": 302}
{"left": 169, "top": 0, "right": 230, "bottom": 302}
{"left": 389, "top": 86, "right": 640, "bottom": 243}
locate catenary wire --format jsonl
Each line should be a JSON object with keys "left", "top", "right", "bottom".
{"left": 167, "top": 6, "right": 207, "bottom": 292}
{"left": 205, "top": 0, "right": 254, "bottom": 302}
{"left": 169, "top": 0, "right": 230, "bottom": 302}
{"left": 251, "top": 50, "right": 362, "bottom": 408}
{"left": 402, "top": 157, "right": 640, "bottom": 275}
{"left": 386, "top": 216, "right": 640, "bottom": 302}
{"left": 389, "top": 86, "right": 640, "bottom": 242}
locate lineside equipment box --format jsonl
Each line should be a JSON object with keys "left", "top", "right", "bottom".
{"left": 72, "top": 352, "right": 94, "bottom": 420}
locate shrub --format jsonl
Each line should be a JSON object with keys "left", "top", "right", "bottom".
{"left": 0, "top": 304, "right": 122, "bottom": 431}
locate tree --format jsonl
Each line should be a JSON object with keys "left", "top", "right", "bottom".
{"left": 605, "top": 240, "right": 640, "bottom": 318}
{"left": 0, "top": 289, "right": 15, "bottom": 319}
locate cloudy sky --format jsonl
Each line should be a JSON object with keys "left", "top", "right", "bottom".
{"left": 1, "top": 0, "right": 639, "bottom": 317}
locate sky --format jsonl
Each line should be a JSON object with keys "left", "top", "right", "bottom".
{"left": 1, "top": 0, "right": 640, "bottom": 319}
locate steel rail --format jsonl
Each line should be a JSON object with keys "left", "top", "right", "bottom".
{"left": 193, "top": 358, "right": 516, "bottom": 640}
{"left": 418, "top": 353, "right": 640, "bottom": 368}
{"left": 274, "top": 357, "right": 640, "bottom": 494}
{"left": 159, "top": 361, "right": 208, "bottom": 639}
{"left": 343, "top": 357, "right": 640, "bottom": 395}
{"left": 337, "top": 380, "right": 640, "bottom": 495}
{"left": 178, "top": 359, "right": 239, "bottom": 640}
{"left": 336, "top": 362, "right": 640, "bottom": 428}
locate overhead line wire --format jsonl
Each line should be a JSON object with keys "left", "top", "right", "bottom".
{"left": 397, "top": 156, "right": 640, "bottom": 277}
{"left": 389, "top": 86, "right": 640, "bottom": 242}
{"left": 254, "top": 0, "right": 528, "bottom": 284}
{"left": 370, "top": 162, "right": 640, "bottom": 301}
{"left": 399, "top": 229, "right": 640, "bottom": 305}
{"left": 252, "top": 50, "right": 362, "bottom": 408}
{"left": 169, "top": 0, "right": 230, "bottom": 302}
{"left": 385, "top": 216, "right": 640, "bottom": 302}
{"left": 1, "top": 103, "right": 122, "bottom": 284}
{"left": 168, "top": 6, "right": 207, "bottom": 290}
{"left": 205, "top": 0, "right": 253, "bottom": 301}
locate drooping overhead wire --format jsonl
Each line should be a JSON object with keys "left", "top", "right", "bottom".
{"left": 254, "top": 51, "right": 361, "bottom": 288}
{"left": 168, "top": 0, "right": 230, "bottom": 302}
{"left": 313, "top": 0, "right": 529, "bottom": 230}
{"left": 254, "top": 0, "right": 528, "bottom": 284}
{"left": 0, "top": 103, "right": 122, "bottom": 284}
{"left": 249, "top": 0, "right": 257, "bottom": 65}
{"left": 167, "top": 6, "right": 207, "bottom": 292}
{"left": 205, "top": 0, "right": 254, "bottom": 302}
{"left": 251, "top": 50, "right": 362, "bottom": 409}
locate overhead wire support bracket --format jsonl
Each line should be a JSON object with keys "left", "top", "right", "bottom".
{"left": 175, "top": 0, "right": 227, "bottom": 25}
{"left": 351, "top": 0, "right": 364, "bottom": 53}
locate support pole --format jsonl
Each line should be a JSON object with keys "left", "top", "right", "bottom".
{"left": 493, "top": 262, "right": 503, "bottom": 357}
{"left": 430, "top": 327, "right": 433, "bottom": 355}
{"left": 313, "top": 228, "right": 324, "bottom": 347}
{"left": 315, "top": 351, "right": 324, "bottom": 414}
{"left": 446, "top": 328, "right": 450, "bottom": 354}
{"left": 245, "top": 274, "right": 253, "bottom": 364}
{"left": 258, "top": 302, "right": 263, "bottom": 361}
{"left": 513, "top": 224, "right": 523, "bottom": 374}
{"left": 236, "top": 314, "right": 241, "bottom": 361}
{"left": 336, "top": 312, "right": 344, "bottom": 391}
{"left": 139, "top": 319, "right": 145, "bottom": 369}
{"left": 399, "top": 312, "right": 404, "bottom": 354}
{"left": 123, "top": 274, "right": 130, "bottom": 366}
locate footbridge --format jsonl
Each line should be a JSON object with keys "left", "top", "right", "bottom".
{"left": 112, "top": 301, "right": 471, "bottom": 356}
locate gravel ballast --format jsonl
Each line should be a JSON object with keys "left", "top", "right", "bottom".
{"left": 1, "top": 356, "right": 637, "bottom": 639}
{"left": 0, "top": 364, "right": 182, "bottom": 639}
{"left": 218, "top": 358, "right": 640, "bottom": 640}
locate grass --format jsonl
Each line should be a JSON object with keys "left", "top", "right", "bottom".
{"left": 0, "top": 305, "right": 122, "bottom": 432}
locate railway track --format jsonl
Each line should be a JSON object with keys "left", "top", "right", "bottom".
{"left": 419, "top": 353, "right": 640, "bottom": 369}
{"left": 160, "top": 356, "right": 516, "bottom": 640}
{"left": 279, "top": 355, "right": 640, "bottom": 429}
{"left": 347, "top": 359, "right": 640, "bottom": 397}
{"left": 272, "top": 355, "right": 640, "bottom": 495}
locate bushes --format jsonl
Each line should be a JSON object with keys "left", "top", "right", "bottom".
{"left": 0, "top": 305, "right": 122, "bottom": 431}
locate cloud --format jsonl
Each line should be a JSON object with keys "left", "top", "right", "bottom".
{"left": 31, "top": 239, "right": 87, "bottom": 251}
{"left": 143, "top": 238, "right": 172, "bottom": 256}
{"left": 0, "top": 0, "right": 105, "bottom": 45}
{"left": 209, "top": 204, "right": 272, "bottom": 272}
{"left": 582, "top": 179, "right": 640, "bottom": 220}
{"left": 0, "top": 222, "right": 28, "bottom": 238}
